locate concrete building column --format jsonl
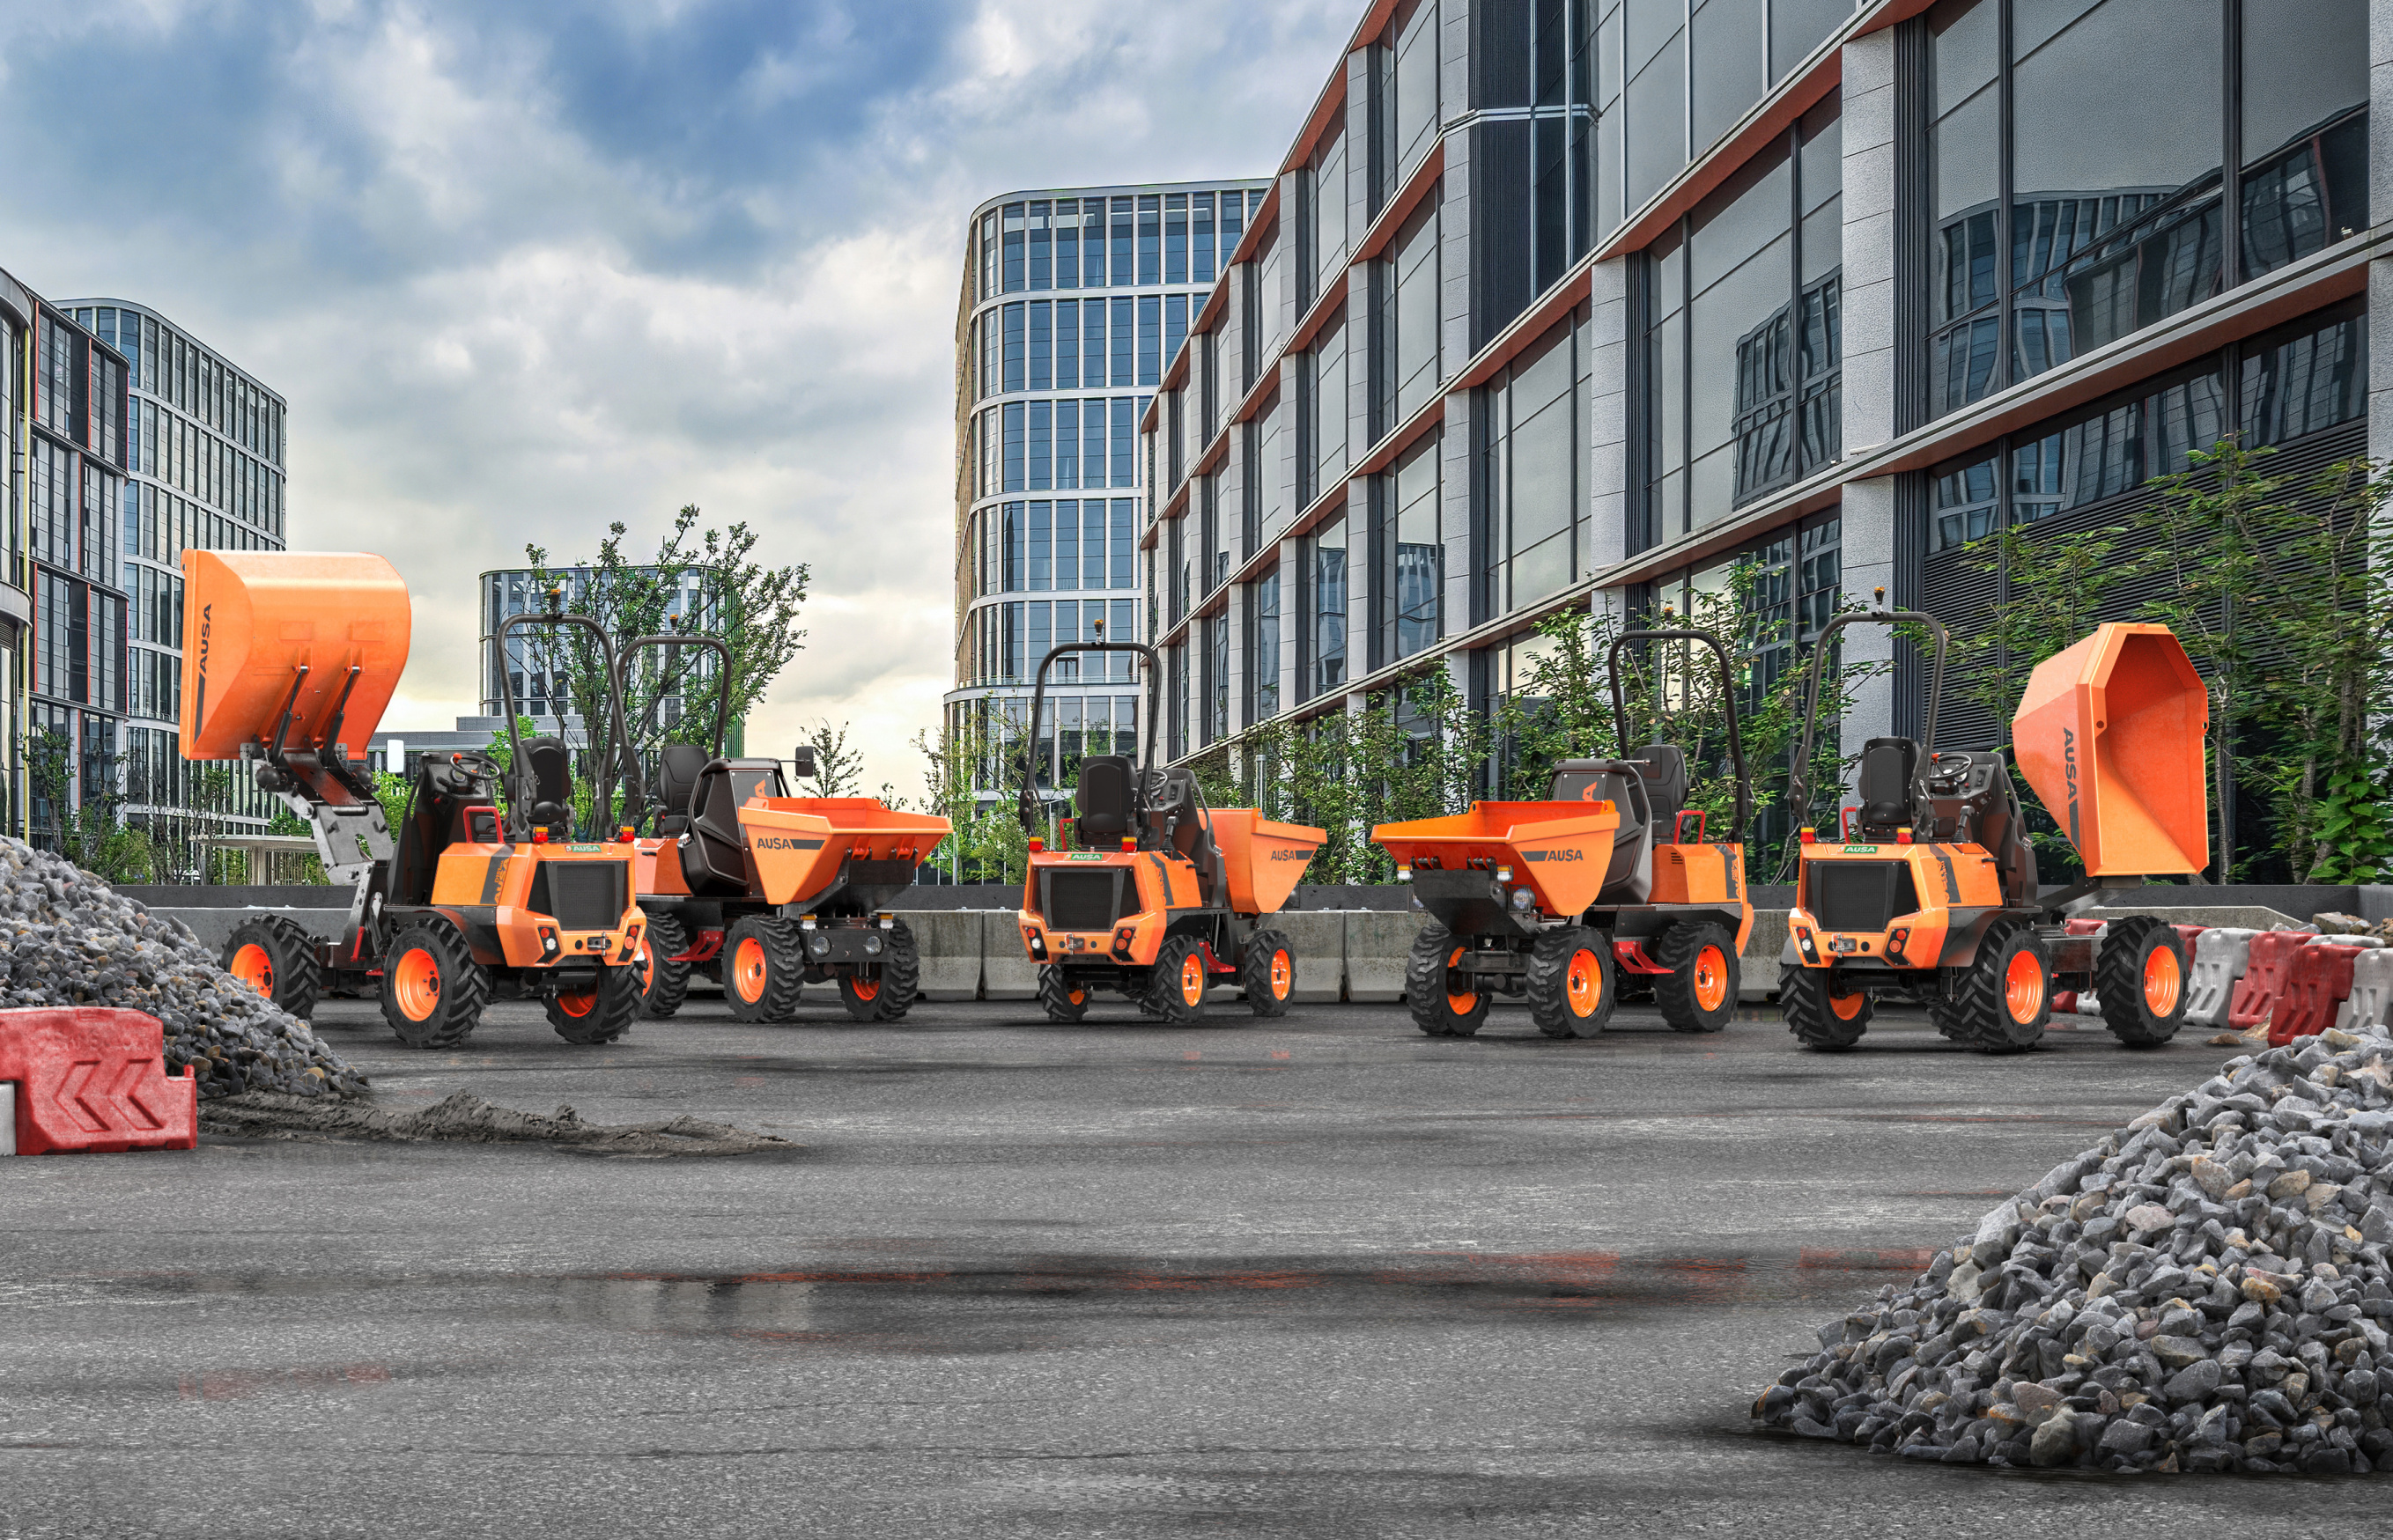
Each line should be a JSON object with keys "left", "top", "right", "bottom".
{"left": 1587, "top": 255, "right": 1633, "bottom": 590}
{"left": 1834, "top": 25, "right": 1902, "bottom": 800}
{"left": 1278, "top": 534, "right": 1303, "bottom": 713}
{"left": 2369, "top": 0, "right": 2393, "bottom": 463}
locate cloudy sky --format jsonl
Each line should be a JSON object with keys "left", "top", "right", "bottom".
{"left": 0, "top": 0, "right": 1354, "bottom": 792}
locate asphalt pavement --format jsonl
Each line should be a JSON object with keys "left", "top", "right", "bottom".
{"left": 2, "top": 986, "right": 2379, "bottom": 1536}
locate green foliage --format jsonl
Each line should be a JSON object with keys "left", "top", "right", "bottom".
{"left": 803, "top": 720, "right": 865, "bottom": 799}
{"left": 521, "top": 505, "right": 811, "bottom": 830}
{"left": 2308, "top": 760, "right": 2393, "bottom": 883}
{"left": 25, "top": 727, "right": 158, "bottom": 883}
{"left": 912, "top": 712, "right": 1029, "bottom": 884}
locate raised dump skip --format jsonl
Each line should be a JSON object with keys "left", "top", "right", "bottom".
{"left": 2011, "top": 623, "right": 2209, "bottom": 879}
{"left": 180, "top": 550, "right": 411, "bottom": 762}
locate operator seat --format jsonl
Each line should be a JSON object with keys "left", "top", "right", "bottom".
{"left": 1148, "top": 768, "right": 1225, "bottom": 905}
{"left": 1631, "top": 744, "right": 1690, "bottom": 841}
{"left": 1075, "top": 755, "right": 1136, "bottom": 845}
{"left": 652, "top": 741, "right": 707, "bottom": 836}
{"left": 395, "top": 753, "right": 498, "bottom": 903}
{"left": 679, "top": 757, "right": 780, "bottom": 897}
{"left": 1548, "top": 758, "right": 1656, "bottom": 903}
{"left": 1924, "top": 749, "right": 2040, "bottom": 907}
{"left": 1855, "top": 738, "right": 1920, "bottom": 839}
{"left": 509, "top": 735, "right": 574, "bottom": 841}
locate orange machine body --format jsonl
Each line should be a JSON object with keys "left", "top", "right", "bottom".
{"left": 181, "top": 550, "right": 410, "bottom": 762}
{"left": 2010, "top": 622, "right": 2210, "bottom": 879}
{"left": 741, "top": 797, "right": 953, "bottom": 908}
{"left": 1018, "top": 848, "right": 1208, "bottom": 969}
{"left": 1784, "top": 838, "right": 2008, "bottom": 973}
{"left": 1372, "top": 801, "right": 1624, "bottom": 917}
{"left": 421, "top": 839, "right": 647, "bottom": 971}
{"left": 1016, "top": 815, "right": 1326, "bottom": 970}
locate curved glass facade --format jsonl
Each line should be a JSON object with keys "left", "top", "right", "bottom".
{"left": 947, "top": 180, "right": 1269, "bottom": 801}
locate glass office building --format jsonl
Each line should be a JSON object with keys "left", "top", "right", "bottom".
{"left": 57, "top": 298, "right": 289, "bottom": 865}
{"left": 1128, "top": 0, "right": 2377, "bottom": 810}
{"left": 947, "top": 180, "right": 1272, "bottom": 807}
{"left": 0, "top": 270, "right": 53, "bottom": 838}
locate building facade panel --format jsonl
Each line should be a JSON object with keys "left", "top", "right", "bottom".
{"left": 1102, "top": 0, "right": 2388, "bottom": 852}
{"left": 57, "top": 298, "right": 290, "bottom": 866}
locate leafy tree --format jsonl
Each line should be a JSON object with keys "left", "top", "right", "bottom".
{"left": 803, "top": 720, "right": 866, "bottom": 798}
{"left": 519, "top": 505, "right": 810, "bottom": 829}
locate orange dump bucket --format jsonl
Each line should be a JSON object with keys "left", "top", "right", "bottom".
{"left": 1372, "top": 801, "right": 1623, "bottom": 917}
{"left": 2011, "top": 623, "right": 2209, "bottom": 878}
{"left": 740, "top": 797, "right": 952, "bottom": 907}
{"left": 1203, "top": 810, "right": 1327, "bottom": 915}
{"left": 179, "top": 550, "right": 412, "bottom": 762}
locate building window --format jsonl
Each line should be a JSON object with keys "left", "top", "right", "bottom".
{"left": 1478, "top": 311, "right": 1588, "bottom": 621}
{"left": 1373, "top": 195, "right": 1441, "bottom": 440}
{"left": 1926, "top": 0, "right": 2365, "bottom": 420}
{"left": 1372, "top": 432, "right": 1442, "bottom": 669}
{"left": 1298, "top": 514, "right": 1349, "bottom": 701}
{"left": 1641, "top": 95, "right": 1842, "bottom": 542}
{"left": 1247, "top": 570, "right": 1282, "bottom": 725}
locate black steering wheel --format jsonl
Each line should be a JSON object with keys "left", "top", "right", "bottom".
{"left": 450, "top": 750, "right": 501, "bottom": 780}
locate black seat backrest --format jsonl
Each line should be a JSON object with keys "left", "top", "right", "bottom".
{"left": 1632, "top": 744, "right": 1690, "bottom": 840}
{"left": 1077, "top": 756, "right": 1135, "bottom": 844}
{"left": 508, "top": 735, "right": 574, "bottom": 840}
{"left": 394, "top": 753, "right": 498, "bottom": 903}
{"left": 654, "top": 742, "right": 707, "bottom": 836}
{"left": 1547, "top": 758, "right": 1655, "bottom": 903}
{"left": 1857, "top": 737, "right": 1919, "bottom": 836}
{"left": 1148, "top": 768, "right": 1224, "bottom": 903}
{"left": 679, "top": 757, "right": 784, "bottom": 896}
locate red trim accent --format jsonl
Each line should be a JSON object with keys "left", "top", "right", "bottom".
{"left": 674, "top": 927, "right": 726, "bottom": 964}
{"left": 1198, "top": 941, "right": 1238, "bottom": 975}
{"left": 1613, "top": 940, "right": 1673, "bottom": 976}
{"left": 1673, "top": 809, "right": 1708, "bottom": 844}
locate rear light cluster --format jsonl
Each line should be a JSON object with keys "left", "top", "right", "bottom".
{"left": 1794, "top": 925, "right": 1820, "bottom": 964}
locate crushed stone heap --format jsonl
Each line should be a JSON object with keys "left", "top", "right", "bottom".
{"left": 0, "top": 838, "right": 366, "bottom": 1100}
{"left": 1757, "top": 1030, "right": 2393, "bottom": 1475}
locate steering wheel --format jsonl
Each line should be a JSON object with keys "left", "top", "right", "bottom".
{"left": 450, "top": 750, "right": 501, "bottom": 780}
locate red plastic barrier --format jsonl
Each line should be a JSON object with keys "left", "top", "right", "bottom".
{"left": 2229, "top": 931, "right": 2312, "bottom": 1031}
{"left": 0, "top": 1008, "right": 196, "bottom": 1155}
{"left": 2269, "top": 943, "right": 2367, "bottom": 1048}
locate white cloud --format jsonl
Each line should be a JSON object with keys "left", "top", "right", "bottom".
{"left": 2, "top": 0, "right": 1356, "bottom": 799}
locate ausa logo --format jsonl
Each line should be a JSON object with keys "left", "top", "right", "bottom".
{"left": 754, "top": 836, "right": 827, "bottom": 851}
{"left": 1067, "top": 852, "right": 1108, "bottom": 861}
{"left": 1268, "top": 848, "right": 1309, "bottom": 861}
{"left": 191, "top": 602, "right": 213, "bottom": 732}
{"left": 2061, "top": 726, "right": 2083, "bottom": 848}
{"left": 1524, "top": 849, "right": 1584, "bottom": 863}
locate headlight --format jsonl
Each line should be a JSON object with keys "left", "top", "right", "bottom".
{"left": 863, "top": 934, "right": 884, "bottom": 955}
{"left": 1510, "top": 887, "right": 1534, "bottom": 912}
{"left": 809, "top": 933, "right": 832, "bottom": 957}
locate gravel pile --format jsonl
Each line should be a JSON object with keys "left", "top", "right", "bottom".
{"left": 0, "top": 837, "right": 365, "bottom": 1100}
{"left": 1757, "top": 1029, "right": 2393, "bottom": 1474}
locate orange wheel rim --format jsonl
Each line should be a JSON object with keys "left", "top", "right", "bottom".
{"left": 2143, "top": 945, "right": 2183, "bottom": 1014}
{"left": 851, "top": 975, "right": 881, "bottom": 1002}
{"left": 1692, "top": 945, "right": 1728, "bottom": 1012}
{"left": 1564, "top": 948, "right": 1602, "bottom": 1018}
{"left": 733, "top": 937, "right": 767, "bottom": 1003}
{"left": 1180, "top": 954, "right": 1205, "bottom": 1006}
{"left": 391, "top": 947, "right": 441, "bottom": 1021}
{"left": 230, "top": 943, "right": 273, "bottom": 995}
{"left": 2005, "top": 948, "right": 2045, "bottom": 1023}
{"left": 1444, "top": 945, "right": 1477, "bottom": 1014}
{"left": 1268, "top": 948, "right": 1292, "bottom": 998}
{"left": 554, "top": 987, "right": 597, "bottom": 1018}
{"left": 1828, "top": 984, "right": 1865, "bottom": 1021}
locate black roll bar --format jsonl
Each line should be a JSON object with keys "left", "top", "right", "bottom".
{"left": 1786, "top": 595, "right": 1949, "bottom": 837}
{"left": 1606, "top": 627, "right": 1752, "bottom": 845}
{"left": 497, "top": 606, "right": 639, "bottom": 836}
{"left": 1016, "top": 627, "right": 1162, "bottom": 835}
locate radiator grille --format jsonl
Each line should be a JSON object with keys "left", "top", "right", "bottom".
{"left": 529, "top": 861, "right": 626, "bottom": 931}
{"left": 1807, "top": 862, "right": 1919, "bottom": 934}
{"left": 1043, "top": 870, "right": 1120, "bottom": 932}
